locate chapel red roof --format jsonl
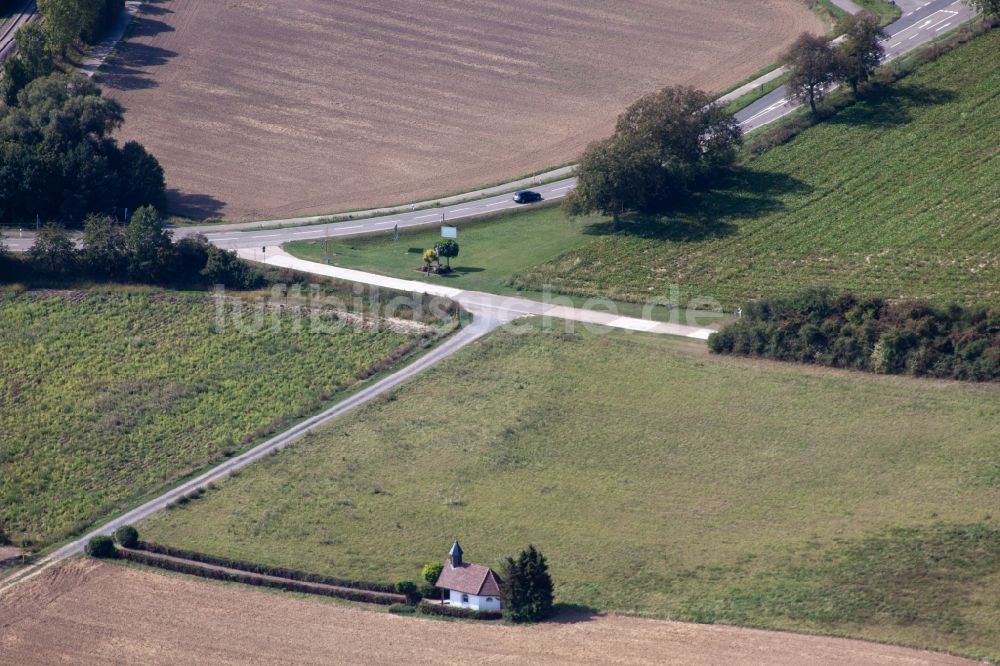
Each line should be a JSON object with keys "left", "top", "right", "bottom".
{"left": 435, "top": 562, "right": 502, "bottom": 596}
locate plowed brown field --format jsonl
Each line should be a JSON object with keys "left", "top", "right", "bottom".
{"left": 97, "top": 0, "right": 822, "bottom": 220}
{"left": 0, "top": 561, "right": 977, "bottom": 665}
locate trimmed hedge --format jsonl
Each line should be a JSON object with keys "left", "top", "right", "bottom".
{"left": 133, "top": 541, "right": 396, "bottom": 593}
{"left": 85, "top": 535, "right": 117, "bottom": 559}
{"left": 113, "top": 525, "right": 139, "bottom": 549}
{"left": 118, "top": 549, "right": 401, "bottom": 605}
{"left": 709, "top": 289, "right": 1000, "bottom": 381}
{"left": 418, "top": 600, "right": 502, "bottom": 621}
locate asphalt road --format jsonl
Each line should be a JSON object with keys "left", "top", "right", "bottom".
{"left": 1, "top": 0, "right": 975, "bottom": 255}
{"left": 734, "top": 0, "right": 974, "bottom": 130}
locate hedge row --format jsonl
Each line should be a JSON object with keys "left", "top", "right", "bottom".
{"left": 709, "top": 289, "right": 1000, "bottom": 381}
{"left": 119, "top": 549, "right": 401, "bottom": 605}
{"left": 418, "top": 600, "right": 502, "bottom": 621}
{"left": 133, "top": 541, "right": 396, "bottom": 593}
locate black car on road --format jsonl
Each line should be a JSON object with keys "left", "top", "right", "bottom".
{"left": 513, "top": 190, "right": 543, "bottom": 204}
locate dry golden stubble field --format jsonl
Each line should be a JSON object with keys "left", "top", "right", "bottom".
{"left": 98, "top": 0, "right": 822, "bottom": 220}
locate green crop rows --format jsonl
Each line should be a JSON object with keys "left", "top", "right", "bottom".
{"left": 0, "top": 290, "right": 412, "bottom": 547}
{"left": 515, "top": 31, "right": 1000, "bottom": 309}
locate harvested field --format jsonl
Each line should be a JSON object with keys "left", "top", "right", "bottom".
{"left": 0, "top": 561, "right": 977, "bottom": 665}
{"left": 97, "top": 0, "right": 822, "bottom": 220}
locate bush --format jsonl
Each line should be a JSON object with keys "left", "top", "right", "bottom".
{"left": 113, "top": 525, "right": 139, "bottom": 548}
{"left": 421, "top": 561, "right": 444, "bottom": 585}
{"left": 388, "top": 603, "right": 417, "bottom": 615}
{"left": 395, "top": 580, "right": 422, "bottom": 604}
{"left": 85, "top": 535, "right": 117, "bottom": 559}
{"left": 418, "top": 600, "right": 502, "bottom": 621}
{"left": 709, "top": 290, "right": 1000, "bottom": 381}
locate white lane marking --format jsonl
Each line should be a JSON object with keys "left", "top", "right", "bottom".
{"left": 210, "top": 236, "right": 241, "bottom": 241}
{"left": 552, "top": 185, "right": 574, "bottom": 191}
{"left": 414, "top": 214, "right": 438, "bottom": 220}
{"left": 484, "top": 201, "right": 507, "bottom": 207}
{"left": 257, "top": 234, "right": 281, "bottom": 238}
{"left": 935, "top": 21, "right": 952, "bottom": 31}
{"left": 450, "top": 207, "right": 469, "bottom": 213}
{"left": 740, "top": 98, "right": 790, "bottom": 126}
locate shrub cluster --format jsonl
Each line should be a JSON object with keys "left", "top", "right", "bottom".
{"left": 0, "top": 74, "right": 166, "bottom": 226}
{"left": 132, "top": 541, "right": 396, "bottom": 594}
{"left": 84, "top": 535, "right": 117, "bottom": 559}
{"left": 417, "top": 600, "right": 502, "bottom": 621}
{"left": 118, "top": 549, "right": 401, "bottom": 605}
{"left": 112, "top": 525, "right": 139, "bottom": 549}
{"left": 5, "top": 209, "right": 264, "bottom": 290}
{"left": 709, "top": 289, "right": 1000, "bottom": 381}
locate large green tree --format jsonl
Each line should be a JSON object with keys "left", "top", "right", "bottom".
{"left": 29, "top": 223, "right": 77, "bottom": 275}
{"left": 0, "top": 73, "right": 165, "bottom": 226}
{"left": 1, "top": 24, "right": 56, "bottom": 105}
{"left": 500, "top": 545, "right": 554, "bottom": 623}
{"left": 80, "top": 214, "right": 127, "bottom": 278}
{"left": 124, "top": 206, "right": 173, "bottom": 281}
{"left": 565, "top": 85, "right": 741, "bottom": 228}
{"left": 785, "top": 32, "right": 839, "bottom": 115}
{"left": 837, "top": 12, "right": 888, "bottom": 96}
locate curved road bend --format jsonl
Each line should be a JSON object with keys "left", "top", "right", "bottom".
{"left": 0, "top": 0, "right": 975, "bottom": 256}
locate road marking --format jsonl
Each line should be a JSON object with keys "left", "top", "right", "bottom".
{"left": 484, "top": 201, "right": 507, "bottom": 207}
{"left": 450, "top": 207, "right": 469, "bottom": 213}
{"left": 935, "top": 21, "right": 952, "bottom": 31}
{"left": 552, "top": 185, "right": 574, "bottom": 191}
{"left": 340, "top": 225, "right": 362, "bottom": 230}
{"left": 414, "top": 214, "right": 438, "bottom": 220}
{"left": 209, "top": 236, "right": 241, "bottom": 241}
{"left": 256, "top": 234, "right": 281, "bottom": 238}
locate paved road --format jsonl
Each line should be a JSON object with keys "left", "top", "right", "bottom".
{"left": 734, "top": 0, "right": 973, "bottom": 129}
{"left": 0, "top": 308, "right": 505, "bottom": 595}
{"left": 1, "top": 0, "right": 975, "bottom": 256}
{"left": 246, "top": 247, "right": 720, "bottom": 340}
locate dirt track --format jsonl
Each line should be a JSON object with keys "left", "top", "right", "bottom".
{"left": 97, "top": 0, "right": 822, "bottom": 220}
{"left": 0, "top": 561, "right": 977, "bottom": 665}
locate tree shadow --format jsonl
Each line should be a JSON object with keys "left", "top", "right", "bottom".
{"left": 583, "top": 169, "right": 812, "bottom": 242}
{"left": 548, "top": 603, "right": 603, "bottom": 624}
{"left": 93, "top": 4, "right": 178, "bottom": 91}
{"left": 166, "top": 190, "right": 226, "bottom": 220}
{"left": 827, "top": 84, "right": 958, "bottom": 128}
{"left": 138, "top": 0, "right": 175, "bottom": 18}
{"left": 97, "top": 44, "right": 178, "bottom": 91}
{"left": 452, "top": 266, "right": 485, "bottom": 273}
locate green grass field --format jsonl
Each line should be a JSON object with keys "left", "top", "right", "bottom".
{"left": 516, "top": 31, "right": 1000, "bottom": 309}
{"left": 283, "top": 205, "right": 594, "bottom": 296}
{"left": 142, "top": 324, "right": 1000, "bottom": 660}
{"left": 0, "top": 290, "right": 416, "bottom": 548}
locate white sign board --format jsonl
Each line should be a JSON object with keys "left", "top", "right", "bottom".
{"left": 441, "top": 225, "right": 457, "bottom": 239}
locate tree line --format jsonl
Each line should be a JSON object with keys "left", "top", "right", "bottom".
{"left": 709, "top": 289, "right": 1000, "bottom": 381}
{"left": 564, "top": 11, "right": 917, "bottom": 226}
{"left": 2, "top": 206, "right": 264, "bottom": 289}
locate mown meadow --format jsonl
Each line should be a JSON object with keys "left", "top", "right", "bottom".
{"left": 508, "top": 31, "right": 999, "bottom": 309}
{"left": 143, "top": 323, "right": 1000, "bottom": 661}
{"left": 0, "top": 289, "right": 417, "bottom": 548}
